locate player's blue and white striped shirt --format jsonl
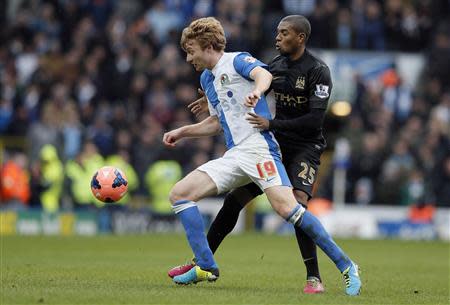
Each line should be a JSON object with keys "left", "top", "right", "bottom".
{"left": 200, "top": 52, "right": 277, "bottom": 150}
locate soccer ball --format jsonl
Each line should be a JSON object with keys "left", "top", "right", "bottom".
{"left": 91, "top": 166, "right": 128, "bottom": 203}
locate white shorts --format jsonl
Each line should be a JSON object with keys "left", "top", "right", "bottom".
{"left": 197, "top": 133, "right": 291, "bottom": 194}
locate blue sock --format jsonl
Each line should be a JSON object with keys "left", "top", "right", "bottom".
{"left": 173, "top": 200, "right": 218, "bottom": 270}
{"left": 297, "top": 211, "right": 351, "bottom": 272}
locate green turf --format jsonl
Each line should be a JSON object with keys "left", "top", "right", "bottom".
{"left": 1, "top": 234, "right": 448, "bottom": 304}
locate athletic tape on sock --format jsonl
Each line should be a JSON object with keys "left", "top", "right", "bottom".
{"left": 286, "top": 204, "right": 305, "bottom": 224}
{"left": 172, "top": 200, "right": 197, "bottom": 214}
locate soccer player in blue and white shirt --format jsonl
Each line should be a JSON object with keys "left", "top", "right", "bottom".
{"left": 163, "top": 17, "right": 360, "bottom": 293}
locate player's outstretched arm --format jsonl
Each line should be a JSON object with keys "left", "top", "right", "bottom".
{"left": 162, "top": 116, "right": 221, "bottom": 148}
{"left": 245, "top": 67, "right": 272, "bottom": 107}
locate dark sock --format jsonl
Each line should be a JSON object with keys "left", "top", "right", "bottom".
{"left": 207, "top": 192, "right": 244, "bottom": 253}
{"left": 294, "top": 225, "right": 321, "bottom": 281}
{"left": 206, "top": 184, "right": 261, "bottom": 253}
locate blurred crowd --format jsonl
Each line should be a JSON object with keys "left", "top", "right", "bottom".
{"left": 0, "top": 0, "right": 449, "bottom": 213}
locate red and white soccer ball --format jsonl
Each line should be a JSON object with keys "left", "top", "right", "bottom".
{"left": 91, "top": 166, "right": 128, "bottom": 203}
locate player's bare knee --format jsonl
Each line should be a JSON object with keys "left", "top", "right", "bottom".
{"left": 169, "top": 183, "right": 191, "bottom": 204}
{"left": 168, "top": 187, "right": 180, "bottom": 204}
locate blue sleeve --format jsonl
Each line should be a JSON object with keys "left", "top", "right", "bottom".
{"left": 199, "top": 70, "right": 218, "bottom": 116}
{"left": 233, "top": 52, "right": 268, "bottom": 81}
{"left": 200, "top": 70, "right": 208, "bottom": 91}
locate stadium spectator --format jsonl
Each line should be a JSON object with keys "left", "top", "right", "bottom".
{"left": 38, "top": 144, "right": 64, "bottom": 213}
{"left": 335, "top": 8, "right": 353, "bottom": 49}
{"left": 145, "top": 159, "right": 182, "bottom": 217}
{"left": 347, "top": 132, "right": 384, "bottom": 204}
{"left": 426, "top": 25, "right": 450, "bottom": 91}
{"left": 145, "top": 0, "right": 184, "bottom": 44}
{"left": 400, "top": 169, "right": 426, "bottom": 206}
{"left": 27, "top": 102, "right": 62, "bottom": 163}
{"left": 62, "top": 102, "right": 83, "bottom": 161}
{"left": 355, "top": 0, "right": 385, "bottom": 50}
{"left": 433, "top": 154, "right": 450, "bottom": 207}
{"left": 65, "top": 141, "right": 104, "bottom": 210}
{"left": 0, "top": 151, "right": 30, "bottom": 210}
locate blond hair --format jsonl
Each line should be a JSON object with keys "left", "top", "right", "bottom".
{"left": 180, "top": 17, "right": 226, "bottom": 52}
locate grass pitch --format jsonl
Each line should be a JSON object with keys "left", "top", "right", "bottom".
{"left": 1, "top": 234, "right": 448, "bottom": 304}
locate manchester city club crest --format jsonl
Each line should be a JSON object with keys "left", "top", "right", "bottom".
{"left": 295, "top": 76, "right": 305, "bottom": 89}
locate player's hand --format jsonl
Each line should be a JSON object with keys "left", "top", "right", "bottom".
{"left": 187, "top": 89, "right": 208, "bottom": 117}
{"left": 162, "top": 130, "right": 182, "bottom": 148}
{"left": 244, "top": 90, "right": 261, "bottom": 107}
{"left": 246, "top": 112, "right": 270, "bottom": 130}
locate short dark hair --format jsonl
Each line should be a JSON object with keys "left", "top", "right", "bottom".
{"left": 281, "top": 15, "right": 311, "bottom": 41}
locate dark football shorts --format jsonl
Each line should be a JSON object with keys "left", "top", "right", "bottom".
{"left": 282, "top": 143, "right": 324, "bottom": 199}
